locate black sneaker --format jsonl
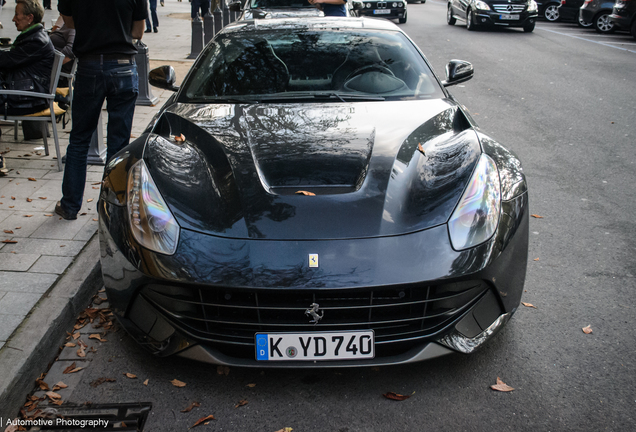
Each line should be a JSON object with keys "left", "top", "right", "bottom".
{"left": 55, "top": 201, "right": 77, "bottom": 220}
{"left": 154, "top": 27, "right": 158, "bottom": 33}
{"left": 144, "top": 29, "right": 152, "bottom": 33}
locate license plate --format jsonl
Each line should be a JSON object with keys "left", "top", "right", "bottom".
{"left": 256, "top": 331, "right": 375, "bottom": 361}
{"left": 500, "top": 14, "right": 520, "bottom": 20}
{"left": 373, "top": 9, "right": 391, "bottom": 14}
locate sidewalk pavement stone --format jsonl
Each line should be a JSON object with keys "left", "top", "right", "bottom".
{"left": 29, "top": 256, "right": 75, "bottom": 274}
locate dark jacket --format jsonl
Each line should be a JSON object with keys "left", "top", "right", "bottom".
{"left": 0, "top": 24, "right": 55, "bottom": 111}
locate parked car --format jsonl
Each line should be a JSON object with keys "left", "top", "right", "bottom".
{"left": 447, "top": 0, "right": 539, "bottom": 32}
{"left": 579, "top": 0, "right": 616, "bottom": 33}
{"left": 538, "top": 0, "right": 589, "bottom": 25}
{"left": 355, "top": 1, "right": 408, "bottom": 23}
{"left": 609, "top": 0, "right": 636, "bottom": 39}
{"left": 111, "top": 17, "right": 529, "bottom": 367}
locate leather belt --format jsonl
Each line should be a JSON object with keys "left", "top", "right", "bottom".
{"left": 79, "top": 54, "right": 135, "bottom": 62}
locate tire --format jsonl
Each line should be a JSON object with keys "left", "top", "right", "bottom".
{"left": 399, "top": 11, "right": 407, "bottom": 23}
{"left": 543, "top": 4, "right": 560, "bottom": 22}
{"left": 466, "top": 9, "right": 477, "bottom": 31}
{"left": 447, "top": 5, "right": 456, "bottom": 25}
{"left": 594, "top": 13, "right": 615, "bottom": 33}
{"left": 577, "top": 15, "right": 593, "bottom": 28}
{"left": 524, "top": 21, "right": 535, "bottom": 32}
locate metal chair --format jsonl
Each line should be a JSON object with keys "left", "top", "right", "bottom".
{"left": 0, "top": 51, "right": 65, "bottom": 171}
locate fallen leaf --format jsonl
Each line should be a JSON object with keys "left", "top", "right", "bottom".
{"left": 77, "top": 345, "right": 86, "bottom": 357}
{"left": 63, "top": 363, "right": 82, "bottom": 374}
{"left": 382, "top": 391, "right": 414, "bottom": 401}
{"left": 72, "top": 332, "right": 80, "bottom": 340}
{"left": 2, "top": 239, "right": 18, "bottom": 244}
{"left": 80, "top": 212, "right": 87, "bottom": 216}
{"left": 50, "top": 398, "right": 64, "bottom": 406}
{"left": 124, "top": 373, "right": 137, "bottom": 379}
{"left": 44, "top": 214, "right": 53, "bottom": 217}
{"left": 274, "top": 428, "right": 293, "bottom": 432}
{"left": 3, "top": 230, "right": 14, "bottom": 234}
{"left": 235, "top": 399, "right": 248, "bottom": 408}
{"left": 171, "top": 379, "right": 186, "bottom": 387}
{"left": 582, "top": 325, "right": 593, "bottom": 334}
{"left": 45, "top": 391, "right": 62, "bottom": 400}
{"left": 521, "top": 302, "right": 537, "bottom": 309}
{"left": 174, "top": 134, "right": 186, "bottom": 142}
{"left": 11, "top": 196, "right": 15, "bottom": 200}
{"left": 36, "top": 379, "right": 49, "bottom": 391}
{"left": 92, "top": 182, "right": 102, "bottom": 185}
{"left": 190, "top": 415, "right": 216, "bottom": 429}
{"left": 39, "top": 197, "right": 47, "bottom": 199}
{"left": 490, "top": 377, "right": 514, "bottom": 392}
{"left": 24, "top": 214, "right": 33, "bottom": 217}
{"left": 52, "top": 382, "right": 68, "bottom": 390}
{"left": 87, "top": 199, "right": 94, "bottom": 202}
{"left": 90, "top": 377, "right": 116, "bottom": 388}
{"left": 64, "top": 342, "right": 76, "bottom": 347}
{"left": 531, "top": 214, "right": 543, "bottom": 219}
{"left": 93, "top": 218, "right": 98, "bottom": 221}
{"left": 217, "top": 366, "right": 230, "bottom": 376}
{"left": 28, "top": 177, "right": 37, "bottom": 181}
{"left": 26, "top": 198, "right": 32, "bottom": 202}
{"left": 295, "top": 190, "right": 315, "bottom": 196}
{"left": 92, "top": 186, "right": 99, "bottom": 189}
{"left": 246, "top": 383, "right": 256, "bottom": 388}
{"left": 533, "top": 258, "right": 539, "bottom": 261}
{"left": 181, "top": 401, "right": 201, "bottom": 413}
{"left": 89, "top": 334, "right": 107, "bottom": 342}
{"left": 143, "top": 379, "right": 149, "bottom": 386}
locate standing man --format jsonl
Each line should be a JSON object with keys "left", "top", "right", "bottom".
{"left": 55, "top": 0, "right": 147, "bottom": 220}
{"left": 145, "top": 0, "right": 159, "bottom": 33}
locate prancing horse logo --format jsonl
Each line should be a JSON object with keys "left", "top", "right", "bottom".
{"left": 305, "top": 303, "right": 323, "bottom": 324}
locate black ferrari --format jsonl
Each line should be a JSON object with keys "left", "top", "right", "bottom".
{"left": 99, "top": 17, "right": 529, "bottom": 367}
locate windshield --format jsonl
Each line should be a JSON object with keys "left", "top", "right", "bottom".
{"left": 250, "top": 0, "right": 314, "bottom": 8}
{"left": 180, "top": 28, "right": 444, "bottom": 103}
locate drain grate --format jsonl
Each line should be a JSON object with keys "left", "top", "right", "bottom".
{"left": 24, "top": 403, "right": 152, "bottom": 431}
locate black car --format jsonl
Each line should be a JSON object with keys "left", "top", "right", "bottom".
{"left": 447, "top": 0, "right": 539, "bottom": 32}
{"left": 103, "top": 17, "right": 529, "bottom": 367}
{"left": 609, "top": 0, "right": 636, "bottom": 39}
{"left": 356, "top": 1, "right": 407, "bottom": 23}
{"left": 539, "top": 0, "right": 590, "bottom": 24}
{"left": 579, "top": 0, "right": 616, "bottom": 33}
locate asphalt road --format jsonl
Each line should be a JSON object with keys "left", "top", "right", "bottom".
{"left": 24, "top": 4, "right": 636, "bottom": 431}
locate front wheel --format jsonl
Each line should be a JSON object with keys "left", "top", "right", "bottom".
{"left": 524, "top": 21, "right": 535, "bottom": 32}
{"left": 594, "top": 13, "right": 615, "bottom": 33}
{"left": 543, "top": 4, "right": 560, "bottom": 22}
{"left": 447, "top": 5, "right": 456, "bottom": 25}
{"left": 466, "top": 9, "right": 477, "bottom": 30}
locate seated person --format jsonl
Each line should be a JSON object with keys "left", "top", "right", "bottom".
{"left": 0, "top": 0, "right": 55, "bottom": 116}
{"left": 50, "top": 15, "right": 75, "bottom": 88}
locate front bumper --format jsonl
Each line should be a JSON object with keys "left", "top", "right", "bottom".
{"left": 357, "top": 8, "right": 406, "bottom": 20}
{"left": 608, "top": 12, "right": 631, "bottom": 30}
{"left": 473, "top": 10, "right": 538, "bottom": 27}
{"left": 98, "top": 188, "right": 528, "bottom": 367}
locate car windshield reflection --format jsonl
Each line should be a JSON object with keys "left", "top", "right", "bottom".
{"left": 249, "top": 0, "right": 315, "bottom": 8}
{"left": 180, "top": 29, "right": 443, "bottom": 102}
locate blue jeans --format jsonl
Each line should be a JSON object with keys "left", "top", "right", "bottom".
{"left": 191, "top": 0, "right": 210, "bottom": 19}
{"left": 61, "top": 58, "right": 139, "bottom": 214}
{"left": 146, "top": 0, "right": 159, "bottom": 30}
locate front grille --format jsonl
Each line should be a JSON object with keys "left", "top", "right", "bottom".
{"left": 492, "top": 4, "right": 526, "bottom": 13}
{"left": 141, "top": 280, "right": 489, "bottom": 349}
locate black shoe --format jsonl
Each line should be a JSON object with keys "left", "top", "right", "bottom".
{"left": 144, "top": 29, "right": 152, "bottom": 33}
{"left": 0, "top": 154, "right": 7, "bottom": 175}
{"left": 55, "top": 201, "right": 77, "bottom": 220}
{"left": 154, "top": 27, "right": 158, "bottom": 33}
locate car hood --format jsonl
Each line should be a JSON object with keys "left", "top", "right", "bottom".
{"left": 144, "top": 99, "right": 481, "bottom": 240}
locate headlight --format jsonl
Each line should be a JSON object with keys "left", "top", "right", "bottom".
{"left": 528, "top": 0, "right": 538, "bottom": 12}
{"left": 392, "top": 2, "right": 397, "bottom": 6}
{"left": 448, "top": 154, "right": 501, "bottom": 251}
{"left": 127, "top": 159, "right": 180, "bottom": 255}
{"left": 474, "top": 0, "right": 490, "bottom": 10}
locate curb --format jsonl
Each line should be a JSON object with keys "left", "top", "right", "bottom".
{"left": 0, "top": 233, "right": 102, "bottom": 419}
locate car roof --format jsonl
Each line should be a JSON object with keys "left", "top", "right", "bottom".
{"left": 221, "top": 17, "right": 403, "bottom": 34}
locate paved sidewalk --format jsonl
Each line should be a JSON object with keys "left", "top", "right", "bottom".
{"left": 0, "top": 2, "right": 202, "bottom": 418}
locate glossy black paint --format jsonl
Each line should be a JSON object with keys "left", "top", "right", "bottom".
{"left": 448, "top": 0, "right": 538, "bottom": 30}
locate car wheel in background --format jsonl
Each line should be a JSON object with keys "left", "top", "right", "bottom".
{"left": 577, "top": 15, "right": 593, "bottom": 28}
{"left": 524, "top": 21, "right": 536, "bottom": 32}
{"left": 466, "top": 9, "right": 478, "bottom": 30}
{"left": 594, "top": 13, "right": 615, "bottom": 33}
{"left": 543, "top": 4, "right": 560, "bottom": 21}
{"left": 447, "top": 5, "right": 456, "bottom": 25}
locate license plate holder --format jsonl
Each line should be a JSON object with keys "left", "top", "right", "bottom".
{"left": 374, "top": 9, "right": 391, "bottom": 14}
{"left": 256, "top": 331, "right": 375, "bottom": 361}
{"left": 500, "top": 14, "right": 520, "bottom": 20}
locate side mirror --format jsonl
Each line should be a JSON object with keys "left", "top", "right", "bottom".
{"left": 442, "top": 60, "right": 473, "bottom": 87}
{"left": 229, "top": 1, "right": 242, "bottom": 12}
{"left": 352, "top": 0, "right": 364, "bottom": 10}
{"left": 149, "top": 66, "right": 179, "bottom": 92}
